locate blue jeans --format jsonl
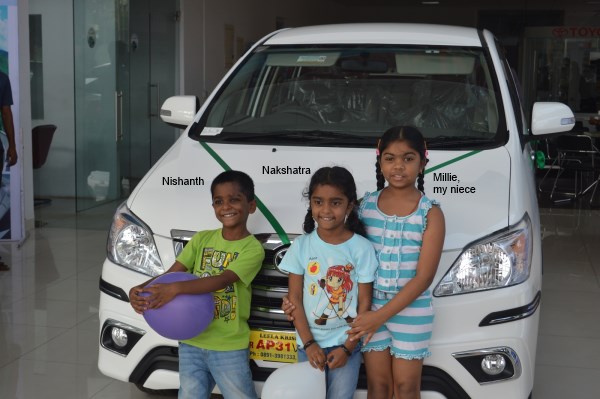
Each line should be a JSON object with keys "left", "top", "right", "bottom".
{"left": 178, "top": 343, "right": 257, "bottom": 399}
{"left": 298, "top": 344, "right": 362, "bottom": 399}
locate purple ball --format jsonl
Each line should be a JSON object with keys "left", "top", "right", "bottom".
{"left": 142, "top": 272, "right": 215, "bottom": 340}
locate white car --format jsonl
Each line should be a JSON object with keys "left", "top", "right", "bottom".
{"left": 98, "top": 23, "right": 574, "bottom": 398}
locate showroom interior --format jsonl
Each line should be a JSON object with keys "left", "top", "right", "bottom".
{"left": 1, "top": 0, "right": 600, "bottom": 398}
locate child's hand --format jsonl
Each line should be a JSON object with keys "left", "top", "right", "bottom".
{"left": 281, "top": 296, "right": 296, "bottom": 321}
{"left": 326, "top": 347, "right": 350, "bottom": 370}
{"left": 306, "top": 344, "right": 327, "bottom": 371}
{"left": 129, "top": 284, "right": 148, "bottom": 314}
{"left": 142, "top": 283, "right": 179, "bottom": 309}
{"left": 346, "top": 310, "right": 384, "bottom": 345}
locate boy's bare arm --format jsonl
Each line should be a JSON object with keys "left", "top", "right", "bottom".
{"left": 1, "top": 106, "right": 17, "bottom": 166}
{"left": 142, "top": 265, "right": 240, "bottom": 309}
{"left": 176, "top": 269, "right": 240, "bottom": 295}
{"left": 129, "top": 261, "right": 188, "bottom": 313}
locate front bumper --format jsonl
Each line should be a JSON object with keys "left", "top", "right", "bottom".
{"left": 98, "top": 259, "right": 540, "bottom": 398}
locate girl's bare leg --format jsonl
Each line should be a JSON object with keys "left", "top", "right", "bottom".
{"left": 363, "top": 350, "right": 393, "bottom": 399}
{"left": 392, "top": 357, "right": 423, "bottom": 399}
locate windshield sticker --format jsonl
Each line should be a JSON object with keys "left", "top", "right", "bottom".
{"left": 266, "top": 52, "right": 339, "bottom": 67}
{"left": 297, "top": 55, "right": 328, "bottom": 63}
{"left": 202, "top": 127, "right": 223, "bottom": 136}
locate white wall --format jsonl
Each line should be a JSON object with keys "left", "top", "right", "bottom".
{"left": 29, "top": 0, "right": 75, "bottom": 198}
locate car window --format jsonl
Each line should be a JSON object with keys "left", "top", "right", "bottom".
{"left": 197, "top": 45, "right": 505, "bottom": 148}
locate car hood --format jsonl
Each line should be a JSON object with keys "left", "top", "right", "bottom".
{"left": 128, "top": 137, "right": 511, "bottom": 251}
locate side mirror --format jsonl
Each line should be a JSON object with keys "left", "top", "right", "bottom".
{"left": 531, "top": 102, "right": 575, "bottom": 136}
{"left": 160, "top": 96, "right": 200, "bottom": 128}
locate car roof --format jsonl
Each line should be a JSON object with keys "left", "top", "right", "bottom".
{"left": 264, "top": 23, "right": 484, "bottom": 47}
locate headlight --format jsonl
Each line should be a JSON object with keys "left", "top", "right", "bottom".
{"left": 107, "top": 202, "right": 164, "bottom": 276}
{"left": 434, "top": 214, "right": 532, "bottom": 296}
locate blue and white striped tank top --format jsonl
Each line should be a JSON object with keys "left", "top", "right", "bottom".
{"left": 358, "top": 190, "right": 438, "bottom": 294}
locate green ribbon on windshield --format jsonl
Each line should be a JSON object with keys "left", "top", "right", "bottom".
{"left": 199, "top": 141, "right": 291, "bottom": 245}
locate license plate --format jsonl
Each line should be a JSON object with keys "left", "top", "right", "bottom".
{"left": 249, "top": 330, "right": 298, "bottom": 363}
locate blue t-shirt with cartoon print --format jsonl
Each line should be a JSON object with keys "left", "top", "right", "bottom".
{"left": 279, "top": 230, "right": 378, "bottom": 348}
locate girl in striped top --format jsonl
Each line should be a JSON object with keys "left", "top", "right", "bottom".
{"left": 348, "top": 126, "right": 445, "bottom": 399}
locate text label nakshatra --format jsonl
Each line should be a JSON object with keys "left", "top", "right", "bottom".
{"left": 262, "top": 165, "right": 311, "bottom": 175}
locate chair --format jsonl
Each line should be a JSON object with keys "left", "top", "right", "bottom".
{"left": 550, "top": 134, "right": 600, "bottom": 204}
{"left": 32, "top": 124, "right": 57, "bottom": 207}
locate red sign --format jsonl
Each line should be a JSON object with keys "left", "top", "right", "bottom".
{"left": 552, "top": 27, "right": 600, "bottom": 38}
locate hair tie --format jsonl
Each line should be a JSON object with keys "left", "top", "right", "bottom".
{"left": 424, "top": 141, "right": 429, "bottom": 158}
{"left": 376, "top": 138, "right": 381, "bottom": 156}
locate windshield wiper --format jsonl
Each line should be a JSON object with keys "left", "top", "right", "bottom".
{"left": 211, "top": 130, "right": 375, "bottom": 145}
{"left": 425, "top": 135, "right": 495, "bottom": 148}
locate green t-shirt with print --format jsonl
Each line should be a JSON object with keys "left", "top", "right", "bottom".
{"left": 176, "top": 228, "right": 264, "bottom": 351}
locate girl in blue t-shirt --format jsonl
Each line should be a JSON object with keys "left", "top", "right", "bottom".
{"left": 279, "top": 166, "right": 378, "bottom": 399}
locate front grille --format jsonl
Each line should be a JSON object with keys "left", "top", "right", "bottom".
{"left": 251, "top": 295, "right": 284, "bottom": 309}
{"left": 248, "top": 235, "right": 296, "bottom": 328}
{"left": 252, "top": 272, "right": 288, "bottom": 289}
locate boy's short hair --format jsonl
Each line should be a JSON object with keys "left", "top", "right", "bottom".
{"left": 210, "top": 170, "right": 255, "bottom": 201}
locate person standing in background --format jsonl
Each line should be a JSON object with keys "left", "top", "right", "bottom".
{"left": 0, "top": 71, "right": 18, "bottom": 168}
{"left": 0, "top": 70, "right": 18, "bottom": 270}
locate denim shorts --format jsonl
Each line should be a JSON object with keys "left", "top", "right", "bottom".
{"left": 297, "top": 343, "right": 362, "bottom": 399}
{"left": 178, "top": 342, "right": 257, "bottom": 399}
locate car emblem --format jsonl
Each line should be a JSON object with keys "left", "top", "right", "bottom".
{"left": 273, "top": 247, "right": 289, "bottom": 274}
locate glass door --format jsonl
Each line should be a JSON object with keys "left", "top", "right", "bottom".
{"left": 128, "top": 0, "right": 177, "bottom": 190}
{"left": 74, "top": 0, "right": 177, "bottom": 211}
{"left": 117, "top": 0, "right": 132, "bottom": 198}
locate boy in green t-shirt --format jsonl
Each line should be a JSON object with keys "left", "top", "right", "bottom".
{"left": 129, "top": 170, "right": 265, "bottom": 399}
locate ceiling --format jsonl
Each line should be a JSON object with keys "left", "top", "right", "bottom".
{"left": 334, "top": 0, "right": 599, "bottom": 8}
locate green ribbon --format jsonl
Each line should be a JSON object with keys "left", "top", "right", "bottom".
{"left": 200, "top": 143, "right": 481, "bottom": 244}
{"left": 424, "top": 150, "right": 481, "bottom": 175}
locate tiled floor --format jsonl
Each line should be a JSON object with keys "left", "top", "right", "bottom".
{"left": 1, "top": 197, "right": 599, "bottom": 398}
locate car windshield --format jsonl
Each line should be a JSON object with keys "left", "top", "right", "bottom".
{"left": 194, "top": 45, "right": 504, "bottom": 148}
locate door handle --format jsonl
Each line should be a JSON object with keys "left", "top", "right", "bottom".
{"left": 115, "top": 91, "right": 123, "bottom": 141}
{"left": 149, "top": 83, "right": 160, "bottom": 117}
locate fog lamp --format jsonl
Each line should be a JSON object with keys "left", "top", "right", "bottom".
{"left": 481, "top": 354, "right": 506, "bottom": 376}
{"left": 111, "top": 327, "right": 129, "bottom": 348}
